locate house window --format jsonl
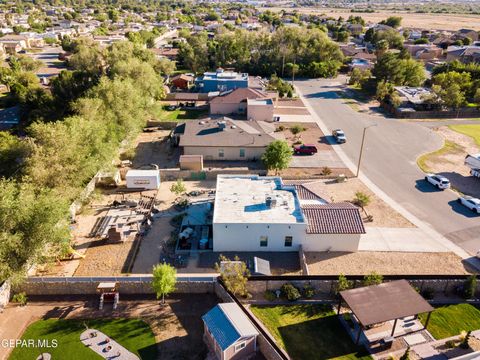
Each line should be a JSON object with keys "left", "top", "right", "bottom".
{"left": 235, "top": 341, "right": 246, "bottom": 352}
{"left": 260, "top": 236, "right": 268, "bottom": 247}
{"left": 219, "top": 149, "right": 224, "bottom": 158}
{"left": 284, "top": 236, "right": 293, "bottom": 247}
{"left": 239, "top": 148, "right": 245, "bottom": 158}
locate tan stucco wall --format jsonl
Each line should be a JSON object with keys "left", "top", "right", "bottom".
{"left": 247, "top": 104, "right": 274, "bottom": 121}
{"left": 210, "top": 103, "right": 246, "bottom": 115}
{"left": 183, "top": 146, "right": 265, "bottom": 161}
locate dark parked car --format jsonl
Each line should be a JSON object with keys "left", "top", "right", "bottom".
{"left": 293, "top": 144, "right": 318, "bottom": 155}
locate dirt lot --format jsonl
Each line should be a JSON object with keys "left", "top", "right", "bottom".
{"left": 303, "top": 177, "right": 414, "bottom": 228}
{"left": 260, "top": 7, "right": 480, "bottom": 31}
{"left": 132, "top": 180, "right": 216, "bottom": 274}
{"left": 418, "top": 126, "right": 480, "bottom": 197}
{"left": 131, "top": 129, "right": 179, "bottom": 169}
{"left": 306, "top": 251, "right": 470, "bottom": 275}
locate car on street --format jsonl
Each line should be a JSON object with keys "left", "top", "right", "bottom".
{"left": 332, "top": 129, "right": 346, "bottom": 143}
{"left": 457, "top": 196, "right": 480, "bottom": 214}
{"left": 424, "top": 174, "right": 451, "bottom": 190}
{"left": 293, "top": 144, "right": 318, "bottom": 155}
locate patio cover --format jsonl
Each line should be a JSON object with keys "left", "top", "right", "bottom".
{"left": 340, "top": 280, "right": 433, "bottom": 327}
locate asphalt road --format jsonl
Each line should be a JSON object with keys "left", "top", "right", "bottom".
{"left": 296, "top": 77, "right": 480, "bottom": 255}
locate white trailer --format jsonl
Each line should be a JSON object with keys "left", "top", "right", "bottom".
{"left": 125, "top": 170, "right": 160, "bottom": 190}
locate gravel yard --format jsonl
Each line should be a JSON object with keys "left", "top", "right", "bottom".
{"left": 304, "top": 177, "right": 414, "bottom": 228}
{"left": 306, "top": 251, "right": 470, "bottom": 275}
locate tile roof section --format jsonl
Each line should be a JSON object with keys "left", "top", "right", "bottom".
{"left": 209, "top": 88, "right": 271, "bottom": 104}
{"left": 302, "top": 203, "right": 366, "bottom": 234}
{"left": 179, "top": 118, "right": 276, "bottom": 148}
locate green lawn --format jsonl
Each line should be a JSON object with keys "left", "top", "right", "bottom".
{"left": 250, "top": 304, "right": 371, "bottom": 360}
{"left": 449, "top": 124, "right": 480, "bottom": 147}
{"left": 419, "top": 304, "right": 480, "bottom": 340}
{"left": 9, "top": 318, "right": 158, "bottom": 360}
{"left": 151, "top": 103, "right": 208, "bottom": 122}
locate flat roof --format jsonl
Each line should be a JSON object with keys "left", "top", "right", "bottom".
{"left": 125, "top": 170, "right": 159, "bottom": 177}
{"left": 214, "top": 175, "right": 305, "bottom": 224}
{"left": 247, "top": 98, "right": 274, "bottom": 106}
{"left": 340, "top": 280, "right": 434, "bottom": 327}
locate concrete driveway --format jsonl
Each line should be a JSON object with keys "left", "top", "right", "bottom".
{"left": 290, "top": 150, "right": 344, "bottom": 168}
{"left": 296, "top": 77, "right": 480, "bottom": 256}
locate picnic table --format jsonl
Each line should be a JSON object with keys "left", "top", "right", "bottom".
{"left": 80, "top": 329, "right": 139, "bottom": 360}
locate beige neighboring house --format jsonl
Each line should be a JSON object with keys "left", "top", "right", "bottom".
{"left": 247, "top": 98, "right": 274, "bottom": 122}
{"left": 177, "top": 117, "right": 282, "bottom": 161}
{"left": 404, "top": 44, "right": 442, "bottom": 61}
{"left": 209, "top": 87, "right": 276, "bottom": 119}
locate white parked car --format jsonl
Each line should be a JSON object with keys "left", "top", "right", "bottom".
{"left": 457, "top": 196, "right": 480, "bottom": 214}
{"left": 425, "top": 174, "right": 451, "bottom": 190}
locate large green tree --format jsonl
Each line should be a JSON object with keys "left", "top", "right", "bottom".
{"left": 262, "top": 140, "right": 293, "bottom": 175}
{"left": 152, "top": 263, "right": 177, "bottom": 304}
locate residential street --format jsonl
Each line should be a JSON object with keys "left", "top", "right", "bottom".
{"left": 296, "top": 77, "right": 480, "bottom": 256}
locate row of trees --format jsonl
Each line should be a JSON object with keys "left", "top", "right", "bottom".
{"left": 177, "top": 26, "right": 344, "bottom": 78}
{"left": 0, "top": 38, "right": 172, "bottom": 282}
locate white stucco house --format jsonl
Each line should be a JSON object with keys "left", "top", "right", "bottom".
{"left": 212, "top": 175, "right": 365, "bottom": 252}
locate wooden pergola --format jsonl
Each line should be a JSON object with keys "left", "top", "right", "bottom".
{"left": 338, "top": 280, "right": 434, "bottom": 344}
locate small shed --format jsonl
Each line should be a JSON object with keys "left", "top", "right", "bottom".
{"left": 180, "top": 155, "right": 204, "bottom": 171}
{"left": 125, "top": 170, "right": 160, "bottom": 190}
{"left": 202, "top": 302, "right": 259, "bottom": 360}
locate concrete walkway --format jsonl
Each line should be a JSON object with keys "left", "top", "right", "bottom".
{"left": 81, "top": 329, "right": 139, "bottom": 359}
{"left": 359, "top": 227, "right": 449, "bottom": 252}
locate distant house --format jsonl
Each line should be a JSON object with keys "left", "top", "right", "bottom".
{"left": 209, "top": 88, "right": 275, "bottom": 119}
{"left": 202, "top": 302, "right": 259, "bottom": 360}
{"left": 455, "top": 29, "right": 479, "bottom": 42}
{"left": 404, "top": 44, "right": 442, "bottom": 61}
{"left": 446, "top": 46, "right": 480, "bottom": 63}
{"left": 195, "top": 68, "right": 249, "bottom": 93}
{"left": 394, "top": 86, "right": 437, "bottom": 111}
{"left": 176, "top": 118, "right": 281, "bottom": 161}
{"left": 151, "top": 47, "right": 179, "bottom": 60}
{"left": 171, "top": 74, "right": 194, "bottom": 90}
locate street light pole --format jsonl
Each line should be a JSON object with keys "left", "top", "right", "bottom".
{"left": 356, "top": 124, "right": 377, "bottom": 177}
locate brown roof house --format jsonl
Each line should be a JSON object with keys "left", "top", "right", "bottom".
{"left": 171, "top": 74, "right": 194, "bottom": 90}
{"left": 177, "top": 118, "right": 281, "bottom": 161}
{"left": 209, "top": 88, "right": 276, "bottom": 121}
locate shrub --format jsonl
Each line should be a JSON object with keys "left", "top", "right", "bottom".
{"left": 445, "top": 340, "right": 457, "bottom": 349}
{"left": 264, "top": 290, "right": 277, "bottom": 301}
{"left": 421, "top": 287, "right": 434, "bottom": 300}
{"left": 12, "top": 292, "right": 28, "bottom": 306}
{"left": 290, "top": 124, "right": 306, "bottom": 135}
{"left": 463, "top": 275, "right": 477, "bottom": 299}
{"left": 353, "top": 191, "right": 371, "bottom": 211}
{"left": 336, "top": 274, "right": 353, "bottom": 294}
{"left": 277, "top": 125, "right": 285, "bottom": 132}
{"left": 120, "top": 147, "right": 136, "bottom": 161}
{"left": 460, "top": 331, "right": 471, "bottom": 349}
{"left": 281, "top": 283, "right": 301, "bottom": 301}
{"left": 302, "top": 284, "right": 315, "bottom": 298}
{"left": 362, "top": 272, "right": 383, "bottom": 287}
{"left": 321, "top": 166, "right": 332, "bottom": 176}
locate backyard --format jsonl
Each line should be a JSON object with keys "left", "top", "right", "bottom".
{"left": 152, "top": 104, "right": 208, "bottom": 122}
{"left": 419, "top": 304, "right": 480, "bottom": 340}
{"left": 9, "top": 318, "right": 157, "bottom": 360}
{"left": 250, "top": 304, "right": 371, "bottom": 360}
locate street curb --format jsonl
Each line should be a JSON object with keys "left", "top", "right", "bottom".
{"left": 295, "top": 82, "right": 480, "bottom": 272}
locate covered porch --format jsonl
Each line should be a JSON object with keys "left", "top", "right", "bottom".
{"left": 338, "top": 280, "right": 434, "bottom": 350}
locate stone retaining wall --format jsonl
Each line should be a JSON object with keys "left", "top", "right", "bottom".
{"left": 15, "top": 279, "right": 215, "bottom": 296}
{"left": 247, "top": 278, "right": 479, "bottom": 298}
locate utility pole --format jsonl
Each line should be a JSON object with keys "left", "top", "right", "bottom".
{"left": 356, "top": 124, "right": 377, "bottom": 177}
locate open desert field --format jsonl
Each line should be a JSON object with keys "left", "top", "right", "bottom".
{"left": 259, "top": 7, "right": 480, "bottom": 31}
